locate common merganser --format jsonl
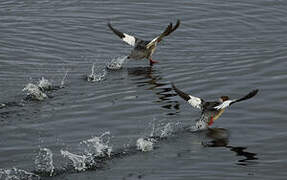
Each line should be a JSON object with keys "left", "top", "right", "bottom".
{"left": 108, "top": 20, "right": 180, "bottom": 66}
{"left": 172, "top": 83, "right": 259, "bottom": 129}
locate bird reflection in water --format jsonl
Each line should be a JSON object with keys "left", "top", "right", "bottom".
{"left": 127, "top": 67, "right": 179, "bottom": 115}
{"left": 199, "top": 127, "right": 258, "bottom": 166}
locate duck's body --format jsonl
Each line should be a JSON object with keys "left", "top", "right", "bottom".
{"left": 172, "top": 83, "right": 259, "bottom": 129}
{"left": 129, "top": 40, "right": 151, "bottom": 59}
{"left": 108, "top": 20, "right": 180, "bottom": 66}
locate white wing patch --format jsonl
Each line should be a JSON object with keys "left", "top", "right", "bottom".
{"left": 187, "top": 95, "right": 202, "bottom": 109}
{"left": 214, "top": 100, "right": 234, "bottom": 110}
{"left": 122, "top": 33, "right": 136, "bottom": 46}
{"left": 146, "top": 36, "right": 159, "bottom": 49}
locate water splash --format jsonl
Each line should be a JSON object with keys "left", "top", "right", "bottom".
{"left": 149, "top": 119, "right": 156, "bottom": 137}
{"left": 61, "top": 132, "right": 112, "bottom": 171}
{"left": 136, "top": 138, "right": 156, "bottom": 152}
{"left": 22, "top": 83, "right": 48, "bottom": 101}
{"left": 60, "top": 150, "right": 87, "bottom": 172}
{"left": 80, "top": 131, "right": 112, "bottom": 158}
{"left": 60, "top": 70, "right": 69, "bottom": 88}
{"left": 0, "top": 168, "right": 40, "bottom": 180}
{"left": 191, "top": 121, "right": 208, "bottom": 131}
{"left": 22, "top": 76, "right": 65, "bottom": 100}
{"left": 160, "top": 123, "right": 173, "bottom": 138}
{"left": 106, "top": 56, "right": 128, "bottom": 70}
{"left": 38, "top": 77, "right": 52, "bottom": 91}
{"left": 34, "top": 148, "right": 54, "bottom": 176}
{"left": 87, "top": 63, "right": 106, "bottom": 82}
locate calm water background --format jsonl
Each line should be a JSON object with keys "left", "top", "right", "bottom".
{"left": 1, "top": 0, "right": 287, "bottom": 179}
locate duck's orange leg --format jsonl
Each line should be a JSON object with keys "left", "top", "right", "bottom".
{"left": 149, "top": 58, "right": 159, "bottom": 66}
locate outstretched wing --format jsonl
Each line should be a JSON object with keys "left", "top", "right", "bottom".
{"left": 108, "top": 23, "right": 139, "bottom": 46}
{"left": 214, "top": 89, "right": 259, "bottom": 110}
{"left": 230, "top": 89, "right": 259, "bottom": 105}
{"left": 146, "top": 19, "right": 180, "bottom": 49}
{"left": 172, "top": 83, "right": 203, "bottom": 109}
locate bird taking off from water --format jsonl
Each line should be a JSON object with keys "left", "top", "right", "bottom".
{"left": 108, "top": 20, "right": 180, "bottom": 66}
{"left": 171, "top": 83, "right": 259, "bottom": 130}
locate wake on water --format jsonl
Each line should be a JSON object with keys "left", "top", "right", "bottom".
{"left": 3, "top": 56, "right": 128, "bottom": 105}
{"left": 86, "top": 56, "right": 128, "bottom": 82}
{"left": 0, "top": 120, "right": 218, "bottom": 180}
{"left": 22, "top": 71, "right": 68, "bottom": 101}
{"left": 4, "top": 56, "right": 128, "bottom": 105}
{"left": 56, "top": 124, "right": 179, "bottom": 173}
{"left": 0, "top": 58, "right": 214, "bottom": 179}
{"left": 0, "top": 168, "right": 40, "bottom": 180}
{"left": 35, "top": 131, "right": 113, "bottom": 175}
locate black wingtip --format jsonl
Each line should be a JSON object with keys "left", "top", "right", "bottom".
{"left": 107, "top": 22, "right": 112, "bottom": 29}
{"left": 107, "top": 22, "right": 125, "bottom": 39}
{"left": 174, "top": 19, "right": 181, "bottom": 29}
{"left": 171, "top": 82, "right": 176, "bottom": 89}
{"left": 171, "top": 19, "right": 180, "bottom": 31}
{"left": 164, "top": 19, "right": 181, "bottom": 37}
{"left": 249, "top": 89, "right": 259, "bottom": 98}
{"left": 241, "top": 89, "right": 259, "bottom": 101}
{"left": 231, "top": 89, "right": 259, "bottom": 105}
{"left": 171, "top": 82, "right": 179, "bottom": 93}
{"left": 171, "top": 82, "right": 179, "bottom": 92}
{"left": 107, "top": 22, "right": 114, "bottom": 32}
{"left": 171, "top": 82, "right": 190, "bottom": 102}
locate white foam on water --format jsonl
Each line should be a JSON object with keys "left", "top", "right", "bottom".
{"left": 160, "top": 123, "right": 173, "bottom": 138}
{"left": 38, "top": 77, "right": 52, "bottom": 91}
{"left": 22, "top": 83, "right": 48, "bottom": 101}
{"left": 60, "top": 150, "right": 87, "bottom": 172}
{"left": 80, "top": 131, "right": 112, "bottom": 158}
{"left": 106, "top": 56, "right": 128, "bottom": 70}
{"left": 34, "top": 148, "right": 54, "bottom": 176}
{"left": 0, "top": 168, "right": 40, "bottom": 180}
{"left": 87, "top": 63, "right": 106, "bottom": 82}
{"left": 136, "top": 138, "right": 155, "bottom": 152}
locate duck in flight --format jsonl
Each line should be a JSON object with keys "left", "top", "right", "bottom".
{"left": 108, "top": 20, "right": 180, "bottom": 66}
{"left": 172, "top": 83, "right": 259, "bottom": 130}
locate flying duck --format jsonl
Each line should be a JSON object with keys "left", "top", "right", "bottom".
{"left": 172, "top": 83, "right": 259, "bottom": 130}
{"left": 108, "top": 20, "right": 180, "bottom": 66}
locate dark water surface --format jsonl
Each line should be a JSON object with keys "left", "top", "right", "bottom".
{"left": 1, "top": 0, "right": 287, "bottom": 179}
